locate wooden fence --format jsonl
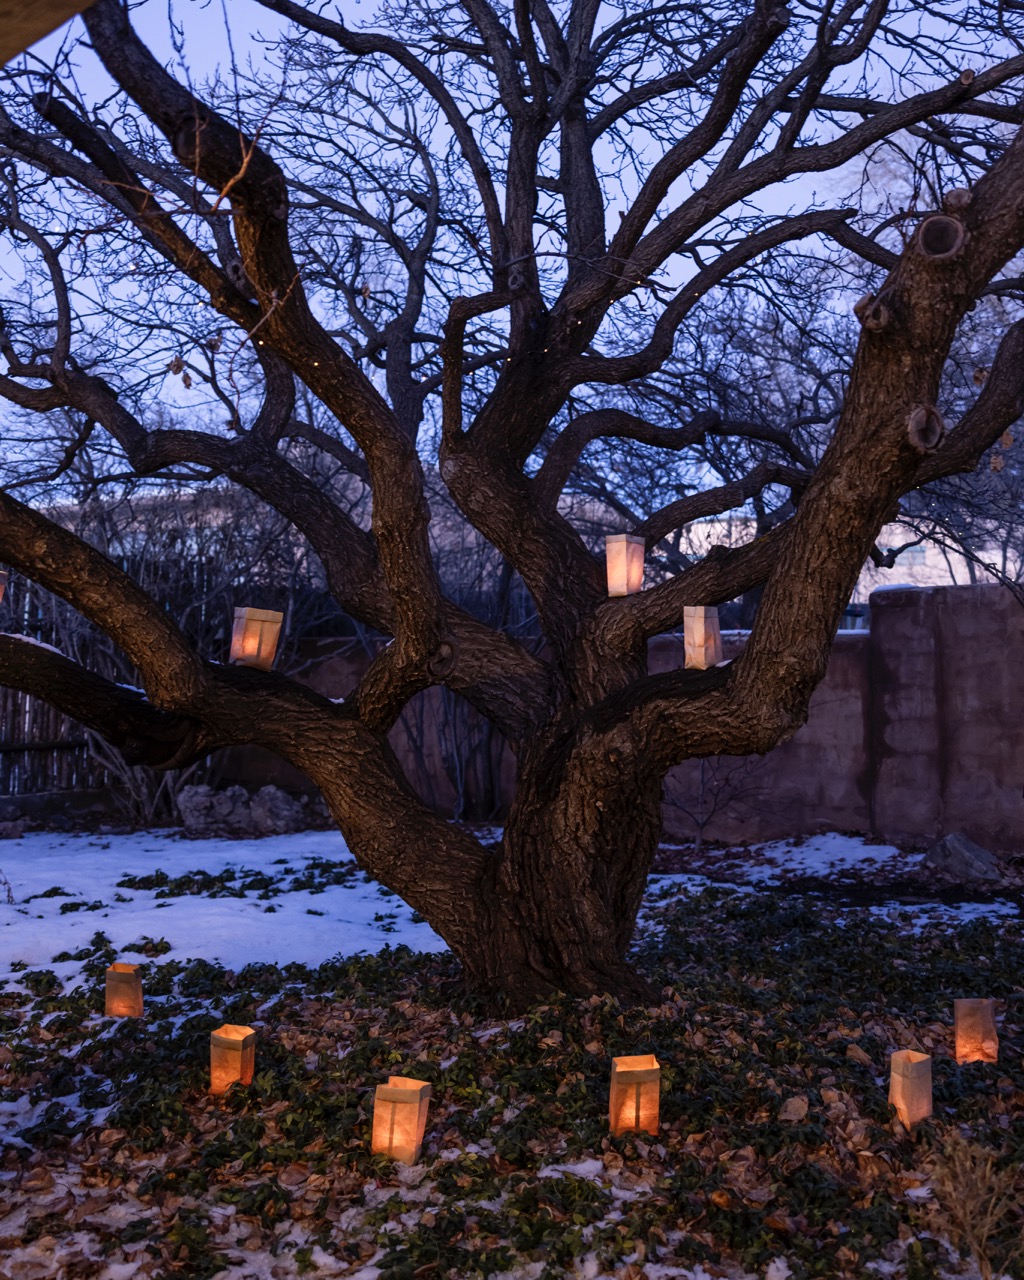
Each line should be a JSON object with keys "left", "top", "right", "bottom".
{"left": 0, "top": 685, "right": 112, "bottom": 796}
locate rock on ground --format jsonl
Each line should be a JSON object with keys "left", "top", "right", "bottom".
{"left": 920, "top": 831, "right": 1003, "bottom": 885}
{"left": 176, "top": 784, "right": 309, "bottom": 838}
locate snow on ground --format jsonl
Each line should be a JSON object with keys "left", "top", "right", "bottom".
{"left": 651, "top": 831, "right": 1021, "bottom": 927}
{"left": 662, "top": 831, "right": 920, "bottom": 883}
{"left": 0, "top": 828, "right": 445, "bottom": 985}
{"left": 0, "top": 828, "right": 1019, "bottom": 989}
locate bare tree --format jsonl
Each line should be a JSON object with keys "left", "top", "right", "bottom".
{"left": 0, "top": 0, "right": 1023, "bottom": 1006}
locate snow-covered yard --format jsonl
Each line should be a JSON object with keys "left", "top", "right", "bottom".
{"left": 0, "top": 829, "right": 445, "bottom": 984}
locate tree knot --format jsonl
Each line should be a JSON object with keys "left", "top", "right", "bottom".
{"left": 906, "top": 404, "right": 946, "bottom": 454}
{"left": 914, "top": 215, "right": 966, "bottom": 262}
{"left": 853, "top": 293, "right": 891, "bottom": 332}
{"left": 427, "top": 640, "right": 458, "bottom": 678}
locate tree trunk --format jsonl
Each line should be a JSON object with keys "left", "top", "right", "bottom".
{"left": 452, "top": 737, "right": 664, "bottom": 1008}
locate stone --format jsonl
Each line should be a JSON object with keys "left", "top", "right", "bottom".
{"left": 0, "top": 820, "right": 25, "bottom": 840}
{"left": 176, "top": 783, "right": 310, "bottom": 837}
{"left": 250, "top": 785, "right": 307, "bottom": 836}
{"left": 176, "top": 784, "right": 253, "bottom": 837}
{"left": 920, "top": 831, "right": 1003, "bottom": 885}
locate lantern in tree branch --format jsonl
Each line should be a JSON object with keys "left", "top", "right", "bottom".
{"left": 210, "top": 1024, "right": 256, "bottom": 1095}
{"left": 888, "top": 1050, "right": 932, "bottom": 1128}
{"left": 0, "top": 569, "right": 7, "bottom": 605}
{"left": 371, "top": 1076, "right": 431, "bottom": 1164}
{"left": 229, "top": 607, "right": 283, "bottom": 670}
{"left": 954, "top": 999, "right": 998, "bottom": 1065}
{"left": 605, "top": 534, "right": 645, "bottom": 597}
{"left": 104, "top": 962, "right": 143, "bottom": 1018}
{"left": 684, "top": 605, "right": 723, "bottom": 670}
{"left": 609, "top": 1054, "right": 661, "bottom": 1136}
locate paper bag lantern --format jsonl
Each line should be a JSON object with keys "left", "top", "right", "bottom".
{"left": 229, "top": 607, "right": 283, "bottom": 670}
{"left": 954, "top": 998, "right": 998, "bottom": 1065}
{"left": 210, "top": 1024, "right": 256, "bottom": 1095}
{"left": 609, "top": 1054, "right": 660, "bottom": 1136}
{"left": 0, "top": 569, "right": 7, "bottom": 605}
{"left": 605, "top": 534, "right": 645, "bottom": 597}
{"left": 104, "top": 962, "right": 143, "bottom": 1018}
{"left": 889, "top": 1050, "right": 932, "bottom": 1128}
{"left": 371, "top": 1076, "right": 432, "bottom": 1164}
{"left": 684, "top": 605, "right": 723, "bottom": 669}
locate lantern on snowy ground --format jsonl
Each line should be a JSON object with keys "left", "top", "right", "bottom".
{"left": 954, "top": 999, "right": 998, "bottom": 1065}
{"left": 889, "top": 1050, "right": 932, "bottom": 1128}
{"left": 0, "top": 569, "right": 7, "bottom": 605}
{"left": 104, "top": 962, "right": 143, "bottom": 1018}
{"left": 684, "top": 605, "right": 723, "bottom": 670}
{"left": 229, "top": 607, "right": 283, "bottom": 670}
{"left": 605, "top": 534, "right": 645, "bottom": 597}
{"left": 210, "top": 1024, "right": 256, "bottom": 1095}
{"left": 371, "top": 1076, "right": 431, "bottom": 1164}
{"left": 609, "top": 1054, "right": 661, "bottom": 1136}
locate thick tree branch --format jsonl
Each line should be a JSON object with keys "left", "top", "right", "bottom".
{"left": 591, "top": 56, "right": 1024, "bottom": 316}
{"left": 0, "top": 491, "right": 204, "bottom": 710}
{"left": 81, "top": 0, "right": 448, "bottom": 666}
{"left": 606, "top": 0, "right": 792, "bottom": 269}
{"left": 914, "top": 320, "right": 1024, "bottom": 485}
{"left": 254, "top": 0, "right": 509, "bottom": 277}
{"left": 727, "top": 124, "right": 1024, "bottom": 749}
{"left": 567, "top": 208, "right": 855, "bottom": 386}
{"left": 0, "top": 636, "right": 204, "bottom": 769}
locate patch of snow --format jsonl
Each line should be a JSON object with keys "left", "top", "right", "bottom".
{"left": 537, "top": 1158, "right": 605, "bottom": 1181}
{"left": 0, "top": 829, "right": 445, "bottom": 983}
{"left": 1, "top": 632, "right": 64, "bottom": 655}
{"left": 735, "top": 833, "right": 915, "bottom": 884}
{"left": 861, "top": 898, "right": 1020, "bottom": 928}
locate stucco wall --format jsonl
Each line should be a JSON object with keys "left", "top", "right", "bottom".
{"left": 662, "top": 584, "right": 1024, "bottom": 851}
{"left": 659, "top": 631, "right": 873, "bottom": 845}
{"left": 867, "top": 584, "right": 1024, "bottom": 850}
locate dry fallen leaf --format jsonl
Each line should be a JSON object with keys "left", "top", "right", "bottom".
{"left": 779, "top": 1094, "right": 809, "bottom": 1122}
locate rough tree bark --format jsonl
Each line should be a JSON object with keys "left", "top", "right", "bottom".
{"left": 1, "top": 0, "right": 1023, "bottom": 1007}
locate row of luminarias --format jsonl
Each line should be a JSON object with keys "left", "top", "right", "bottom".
{"left": 0, "top": 541, "right": 722, "bottom": 674}
{"left": 105, "top": 964, "right": 998, "bottom": 1158}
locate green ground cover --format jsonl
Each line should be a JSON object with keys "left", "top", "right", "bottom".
{"left": 1, "top": 887, "right": 1021, "bottom": 1279}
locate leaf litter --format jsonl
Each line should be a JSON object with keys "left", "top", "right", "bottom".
{"left": 0, "top": 836, "right": 1022, "bottom": 1278}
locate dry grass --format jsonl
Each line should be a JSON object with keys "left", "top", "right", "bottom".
{"left": 928, "top": 1134, "right": 1024, "bottom": 1280}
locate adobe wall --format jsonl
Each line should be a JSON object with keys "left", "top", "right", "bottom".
{"left": 659, "top": 631, "right": 872, "bottom": 845}
{"left": 662, "top": 584, "right": 1024, "bottom": 851}
{"left": 217, "top": 584, "right": 1024, "bottom": 851}
{"left": 868, "top": 584, "right": 1024, "bottom": 851}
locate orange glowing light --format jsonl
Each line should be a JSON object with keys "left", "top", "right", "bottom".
{"left": 371, "top": 1076, "right": 432, "bottom": 1164}
{"left": 609, "top": 1054, "right": 661, "bottom": 1136}
{"left": 605, "top": 534, "right": 645, "bottom": 597}
{"left": 954, "top": 998, "right": 998, "bottom": 1065}
{"left": 210, "top": 1024, "right": 256, "bottom": 1096}
{"left": 104, "top": 962, "right": 143, "bottom": 1018}
{"left": 229, "top": 607, "right": 283, "bottom": 671}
